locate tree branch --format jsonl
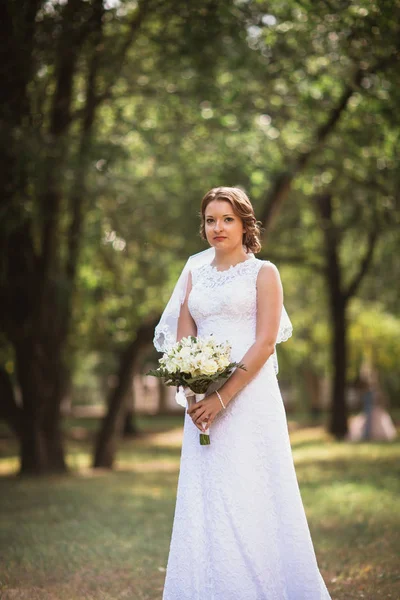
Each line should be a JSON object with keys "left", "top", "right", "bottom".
{"left": 259, "top": 31, "right": 400, "bottom": 237}
{"left": 260, "top": 66, "right": 364, "bottom": 234}
{"left": 38, "top": 0, "right": 99, "bottom": 305}
{"left": 344, "top": 228, "right": 379, "bottom": 301}
{"left": 91, "top": 0, "right": 152, "bottom": 110}
{"left": 314, "top": 193, "right": 344, "bottom": 297}
{"left": 48, "top": 0, "right": 92, "bottom": 137}
{"left": 66, "top": 0, "right": 104, "bottom": 282}
{"left": 262, "top": 252, "right": 324, "bottom": 272}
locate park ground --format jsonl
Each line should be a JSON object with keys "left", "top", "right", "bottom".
{"left": 0, "top": 412, "right": 399, "bottom": 600}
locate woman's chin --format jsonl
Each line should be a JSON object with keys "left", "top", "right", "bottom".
{"left": 209, "top": 239, "right": 230, "bottom": 249}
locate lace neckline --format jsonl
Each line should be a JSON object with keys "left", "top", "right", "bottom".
{"left": 207, "top": 256, "right": 256, "bottom": 274}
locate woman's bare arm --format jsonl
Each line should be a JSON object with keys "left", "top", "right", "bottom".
{"left": 217, "top": 262, "right": 283, "bottom": 405}
{"left": 177, "top": 270, "right": 197, "bottom": 341}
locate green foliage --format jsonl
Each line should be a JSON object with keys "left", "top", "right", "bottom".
{"left": 75, "top": 0, "right": 399, "bottom": 405}
{"left": 4, "top": 0, "right": 400, "bottom": 410}
{"left": 348, "top": 299, "right": 400, "bottom": 405}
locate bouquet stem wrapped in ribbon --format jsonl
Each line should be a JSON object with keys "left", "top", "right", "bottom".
{"left": 146, "top": 335, "right": 246, "bottom": 445}
{"left": 176, "top": 387, "right": 210, "bottom": 444}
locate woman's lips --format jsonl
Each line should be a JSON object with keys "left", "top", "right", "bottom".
{"left": 214, "top": 236, "right": 226, "bottom": 240}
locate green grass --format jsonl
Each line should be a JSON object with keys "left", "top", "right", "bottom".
{"left": 0, "top": 415, "right": 399, "bottom": 600}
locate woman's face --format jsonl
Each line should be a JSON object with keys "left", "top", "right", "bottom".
{"left": 204, "top": 200, "right": 246, "bottom": 251}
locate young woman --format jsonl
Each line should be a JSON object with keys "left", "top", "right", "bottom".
{"left": 154, "top": 186, "right": 332, "bottom": 600}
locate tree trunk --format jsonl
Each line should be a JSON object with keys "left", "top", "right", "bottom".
{"left": 315, "top": 193, "right": 379, "bottom": 438}
{"left": 0, "top": 367, "right": 22, "bottom": 438}
{"left": 122, "top": 386, "right": 139, "bottom": 437}
{"left": 328, "top": 297, "right": 348, "bottom": 438}
{"left": 15, "top": 340, "right": 68, "bottom": 475}
{"left": 158, "top": 378, "right": 170, "bottom": 414}
{"left": 19, "top": 414, "right": 67, "bottom": 475}
{"left": 315, "top": 194, "right": 349, "bottom": 439}
{"left": 303, "top": 368, "right": 323, "bottom": 421}
{"left": 93, "top": 319, "right": 158, "bottom": 468}
{"left": 93, "top": 342, "right": 140, "bottom": 468}
{"left": 123, "top": 409, "right": 139, "bottom": 437}
{"left": 1, "top": 0, "right": 149, "bottom": 475}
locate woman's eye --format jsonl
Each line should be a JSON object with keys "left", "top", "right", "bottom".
{"left": 206, "top": 217, "right": 234, "bottom": 223}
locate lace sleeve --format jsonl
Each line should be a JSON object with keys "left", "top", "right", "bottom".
{"left": 261, "top": 260, "right": 293, "bottom": 375}
{"left": 277, "top": 304, "right": 293, "bottom": 344}
{"left": 261, "top": 260, "right": 293, "bottom": 344}
{"left": 153, "top": 247, "right": 216, "bottom": 353}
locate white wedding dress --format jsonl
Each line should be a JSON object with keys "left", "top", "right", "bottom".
{"left": 162, "top": 256, "right": 332, "bottom": 600}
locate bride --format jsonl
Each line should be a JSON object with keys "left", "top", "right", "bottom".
{"left": 154, "top": 187, "right": 332, "bottom": 599}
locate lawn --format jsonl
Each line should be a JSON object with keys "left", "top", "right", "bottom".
{"left": 0, "top": 413, "right": 399, "bottom": 600}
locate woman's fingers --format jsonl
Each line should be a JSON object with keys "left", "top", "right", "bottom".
{"left": 187, "top": 402, "right": 204, "bottom": 416}
{"left": 193, "top": 412, "right": 215, "bottom": 430}
{"left": 196, "top": 410, "right": 215, "bottom": 427}
{"left": 194, "top": 415, "right": 207, "bottom": 430}
{"left": 194, "top": 408, "right": 208, "bottom": 424}
{"left": 193, "top": 410, "right": 210, "bottom": 429}
{"left": 187, "top": 396, "right": 221, "bottom": 431}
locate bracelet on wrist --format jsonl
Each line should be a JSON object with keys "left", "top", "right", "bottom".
{"left": 215, "top": 390, "right": 226, "bottom": 409}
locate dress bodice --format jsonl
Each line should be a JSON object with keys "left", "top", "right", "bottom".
{"left": 188, "top": 257, "right": 266, "bottom": 363}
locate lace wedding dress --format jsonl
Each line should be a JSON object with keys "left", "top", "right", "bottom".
{"left": 162, "top": 256, "right": 332, "bottom": 600}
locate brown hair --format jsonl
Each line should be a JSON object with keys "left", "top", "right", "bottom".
{"left": 199, "top": 187, "right": 263, "bottom": 253}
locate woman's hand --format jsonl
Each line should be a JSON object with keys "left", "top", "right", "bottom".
{"left": 187, "top": 393, "right": 224, "bottom": 432}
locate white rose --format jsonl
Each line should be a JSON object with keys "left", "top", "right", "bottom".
{"left": 217, "top": 355, "right": 230, "bottom": 369}
{"left": 200, "top": 358, "right": 219, "bottom": 376}
{"left": 166, "top": 358, "right": 180, "bottom": 373}
{"left": 180, "top": 357, "right": 193, "bottom": 373}
{"left": 191, "top": 355, "right": 203, "bottom": 369}
{"left": 200, "top": 350, "right": 212, "bottom": 363}
{"left": 178, "top": 346, "right": 192, "bottom": 361}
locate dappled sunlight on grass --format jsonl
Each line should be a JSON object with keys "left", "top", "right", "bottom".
{"left": 0, "top": 419, "right": 399, "bottom": 599}
{"left": 0, "top": 456, "right": 19, "bottom": 476}
{"left": 0, "top": 464, "right": 177, "bottom": 598}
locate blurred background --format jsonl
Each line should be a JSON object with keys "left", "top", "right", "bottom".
{"left": 0, "top": 1, "right": 399, "bottom": 599}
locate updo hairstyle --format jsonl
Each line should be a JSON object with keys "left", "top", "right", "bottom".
{"left": 199, "top": 186, "right": 263, "bottom": 254}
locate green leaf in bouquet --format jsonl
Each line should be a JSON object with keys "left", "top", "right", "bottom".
{"left": 145, "top": 368, "right": 164, "bottom": 377}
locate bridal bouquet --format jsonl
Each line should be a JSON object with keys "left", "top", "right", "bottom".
{"left": 146, "top": 335, "right": 246, "bottom": 445}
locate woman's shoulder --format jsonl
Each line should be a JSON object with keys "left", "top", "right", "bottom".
{"left": 255, "top": 259, "right": 282, "bottom": 284}
{"left": 190, "top": 262, "right": 208, "bottom": 273}
{"left": 189, "top": 262, "right": 208, "bottom": 276}
{"left": 188, "top": 262, "right": 208, "bottom": 285}
{"left": 257, "top": 258, "right": 280, "bottom": 272}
